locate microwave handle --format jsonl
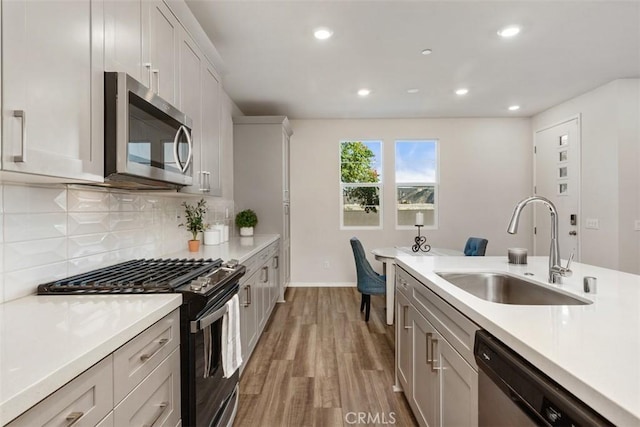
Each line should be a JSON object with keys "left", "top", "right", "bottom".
{"left": 173, "top": 125, "right": 193, "bottom": 174}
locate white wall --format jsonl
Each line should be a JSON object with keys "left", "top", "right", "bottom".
{"left": 532, "top": 79, "right": 640, "bottom": 273}
{"left": 289, "top": 118, "right": 533, "bottom": 285}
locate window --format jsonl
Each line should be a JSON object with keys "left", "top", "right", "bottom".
{"left": 395, "top": 140, "right": 438, "bottom": 228}
{"left": 340, "top": 140, "right": 382, "bottom": 228}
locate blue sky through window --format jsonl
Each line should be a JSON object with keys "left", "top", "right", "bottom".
{"left": 395, "top": 140, "right": 437, "bottom": 182}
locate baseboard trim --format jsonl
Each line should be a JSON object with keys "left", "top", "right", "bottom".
{"left": 288, "top": 282, "right": 356, "bottom": 288}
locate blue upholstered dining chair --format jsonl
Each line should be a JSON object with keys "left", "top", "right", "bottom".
{"left": 464, "top": 237, "right": 488, "bottom": 256}
{"left": 349, "top": 237, "right": 386, "bottom": 322}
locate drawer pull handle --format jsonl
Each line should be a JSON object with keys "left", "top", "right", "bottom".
{"left": 426, "top": 332, "right": 433, "bottom": 365}
{"left": 13, "top": 110, "right": 27, "bottom": 163}
{"left": 140, "top": 338, "right": 169, "bottom": 362}
{"left": 431, "top": 337, "right": 441, "bottom": 371}
{"left": 143, "top": 402, "right": 168, "bottom": 427}
{"left": 65, "top": 411, "right": 84, "bottom": 426}
{"left": 243, "top": 284, "right": 252, "bottom": 307}
{"left": 403, "top": 306, "right": 411, "bottom": 330}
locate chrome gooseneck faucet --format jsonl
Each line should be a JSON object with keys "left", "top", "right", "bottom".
{"left": 507, "top": 196, "right": 573, "bottom": 283}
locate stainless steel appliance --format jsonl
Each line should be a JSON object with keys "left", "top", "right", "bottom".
{"left": 474, "top": 330, "right": 613, "bottom": 426}
{"left": 38, "top": 258, "right": 245, "bottom": 427}
{"left": 104, "top": 72, "right": 193, "bottom": 189}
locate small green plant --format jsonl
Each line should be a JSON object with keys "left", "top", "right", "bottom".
{"left": 235, "top": 209, "right": 258, "bottom": 228}
{"left": 179, "top": 199, "right": 208, "bottom": 240}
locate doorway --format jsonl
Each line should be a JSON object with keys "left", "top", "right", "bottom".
{"left": 533, "top": 117, "right": 580, "bottom": 261}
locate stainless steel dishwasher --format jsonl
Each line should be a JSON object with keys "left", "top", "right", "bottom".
{"left": 474, "top": 330, "right": 613, "bottom": 426}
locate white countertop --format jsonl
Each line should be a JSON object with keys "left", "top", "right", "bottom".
{"left": 0, "top": 294, "right": 182, "bottom": 425}
{"left": 0, "top": 234, "right": 279, "bottom": 425}
{"left": 396, "top": 255, "right": 640, "bottom": 426}
{"left": 165, "top": 234, "right": 279, "bottom": 264}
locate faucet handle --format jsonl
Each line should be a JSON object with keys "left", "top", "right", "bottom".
{"left": 562, "top": 252, "right": 574, "bottom": 277}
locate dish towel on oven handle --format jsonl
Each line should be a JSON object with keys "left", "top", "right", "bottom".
{"left": 222, "top": 294, "right": 243, "bottom": 378}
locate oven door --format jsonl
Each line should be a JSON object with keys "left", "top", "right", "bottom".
{"left": 184, "top": 286, "right": 240, "bottom": 427}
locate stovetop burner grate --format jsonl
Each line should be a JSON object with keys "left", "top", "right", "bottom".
{"left": 38, "top": 258, "right": 222, "bottom": 294}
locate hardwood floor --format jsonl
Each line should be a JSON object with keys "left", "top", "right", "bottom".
{"left": 234, "top": 287, "right": 417, "bottom": 427}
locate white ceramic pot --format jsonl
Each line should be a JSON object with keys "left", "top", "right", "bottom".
{"left": 204, "top": 230, "right": 221, "bottom": 245}
{"left": 240, "top": 226, "right": 254, "bottom": 237}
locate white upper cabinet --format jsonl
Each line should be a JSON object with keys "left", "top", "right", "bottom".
{"left": 143, "top": 0, "right": 180, "bottom": 105}
{"left": 200, "top": 62, "right": 222, "bottom": 196}
{"left": 179, "top": 28, "right": 222, "bottom": 196}
{"left": 177, "top": 30, "right": 202, "bottom": 192}
{"left": 104, "top": 0, "right": 143, "bottom": 80}
{"left": 1, "top": 0, "right": 104, "bottom": 181}
{"left": 105, "top": 0, "right": 179, "bottom": 104}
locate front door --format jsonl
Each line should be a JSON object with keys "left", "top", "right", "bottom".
{"left": 534, "top": 117, "right": 580, "bottom": 260}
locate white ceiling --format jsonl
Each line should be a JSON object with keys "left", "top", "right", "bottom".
{"left": 185, "top": 1, "right": 640, "bottom": 119}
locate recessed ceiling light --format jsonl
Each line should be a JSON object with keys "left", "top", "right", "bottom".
{"left": 421, "top": 48, "right": 433, "bottom": 55}
{"left": 508, "top": 105, "right": 521, "bottom": 111}
{"left": 357, "top": 88, "right": 371, "bottom": 97}
{"left": 455, "top": 88, "right": 469, "bottom": 96}
{"left": 314, "top": 27, "right": 333, "bottom": 40}
{"left": 497, "top": 26, "right": 521, "bottom": 38}
{"left": 407, "top": 88, "right": 420, "bottom": 94}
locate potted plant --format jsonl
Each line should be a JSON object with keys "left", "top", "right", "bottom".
{"left": 179, "top": 199, "right": 208, "bottom": 252}
{"left": 235, "top": 209, "right": 258, "bottom": 236}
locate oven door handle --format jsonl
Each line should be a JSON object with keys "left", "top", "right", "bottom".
{"left": 190, "top": 304, "right": 228, "bottom": 333}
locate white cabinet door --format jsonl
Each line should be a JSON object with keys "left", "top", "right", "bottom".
{"left": 104, "top": 0, "right": 142, "bottom": 79}
{"left": 395, "top": 291, "right": 412, "bottom": 397}
{"left": 2, "top": 0, "right": 103, "bottom": 181}
{"left": 176, "top": 29, "right": 202, "bottom": 191}
{"left": 200, "top": 62, "right": 222, "bottom": 195}
{"left": 239, "top": 272, "right": 259, "bottom": 365}
{"left": 411, "top": 307, "right": 439, "bottom": 427}
{"left": 143, "top": 0, "right": 179, "bottom": 104}
{"left": 439, "top": 339, "right": 478, "bottom": 427}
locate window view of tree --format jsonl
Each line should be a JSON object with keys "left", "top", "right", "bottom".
{"left": 340, "top": 141, "right": 382, "bottom": 227}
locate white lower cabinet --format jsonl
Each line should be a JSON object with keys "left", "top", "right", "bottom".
{"left": 7, "top": 309, "right": 181, "bottom": 427}
{"left": 7, "top": 356, "right": 113, "bottom": 427}
{"left": 239, "top": 240, "right": 281, "bottom": 373}
{"left": 396, "top": 267, "right": 479, "bottom": 427}
{"left": 114, "top": 347, "right": 181, "bottom": 427}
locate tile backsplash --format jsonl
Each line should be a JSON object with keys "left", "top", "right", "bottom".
{"left": 0, "top": 183, "right": 235, "bottom": 303}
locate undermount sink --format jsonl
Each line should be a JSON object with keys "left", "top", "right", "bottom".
{"left": 435, "top": 272, "right": 591, "bottom": 305}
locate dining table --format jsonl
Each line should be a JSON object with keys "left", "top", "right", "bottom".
{"left": 371, "top": 246, "right": 464, "bottom": 325}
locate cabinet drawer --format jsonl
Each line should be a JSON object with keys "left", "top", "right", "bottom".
{"left": 113, "top": 309, "right": 180, "bottom": 403}
{"left": 114, "top": 347, "right": 181, "bottom": 427}
{"left": 400, "top": 267, "right": 479, "bottom": 368}
{"left": 8, "top": 356, "right": 113, "bottom": 427}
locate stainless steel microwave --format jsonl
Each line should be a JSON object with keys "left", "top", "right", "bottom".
{"left": 104, "top": 72, "right": 193, "bottom": 189}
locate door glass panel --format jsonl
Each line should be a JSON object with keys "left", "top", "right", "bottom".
{"left": 559, "top": 134, "right": 569, "bottom": 146}
{"left": 559, "top": 183, "right": 568, "bottom": 194}
{"left": 559, "top": 150, "right": 568, "bottom": 162}
{"left": 559, "top": 166, "right": 567, "bottom": 178}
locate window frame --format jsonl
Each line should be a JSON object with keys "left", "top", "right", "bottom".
{"left": 339, "top": 140, "right": 384, "bottom": 230}
{"left": 394, "top": 139, "right": 439, "bottom": 230}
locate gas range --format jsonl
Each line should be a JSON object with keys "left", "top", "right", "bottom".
{"left": 37, "top": 257, "right": 245, "bottom": 299}
{"left": 36, "top": 257, "right": 246, "bottom": 427}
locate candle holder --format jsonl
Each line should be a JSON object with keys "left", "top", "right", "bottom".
{"left": 412, "top": 225, "right": 432, "bottom": 253}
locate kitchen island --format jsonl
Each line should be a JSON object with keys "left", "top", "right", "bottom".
{"left": 396, "top": 255, "right": 640, "bottom": 426}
